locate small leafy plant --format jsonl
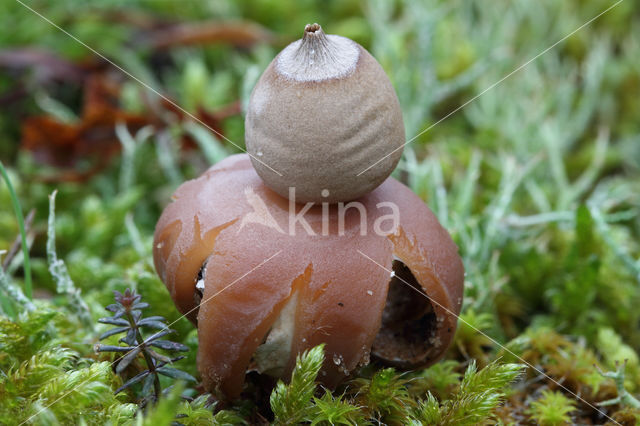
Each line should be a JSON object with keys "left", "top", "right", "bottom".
{"left": 270, "top": 344, "right": 327, "bottom": 425}
{"left": 352, "top": 368, "right": 416, "bottom": 423}
{"left": 413, "top": 360, "right": 524, "bottom": 425}
{"left": 526, "top": 390, "right": 576, "bottom": 426}
{"left": 270, "top": 345, "right": 367, "bottom": 425}
{"left": 96, "top": 289, "right": 195, "bottom": 405}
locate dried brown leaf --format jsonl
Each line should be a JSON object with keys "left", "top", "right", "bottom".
{"left": 149, "top": 20, "right": 274, "bottom": 49}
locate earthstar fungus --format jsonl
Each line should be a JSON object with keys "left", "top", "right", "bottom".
{"left": 153, "top": 154, "right": 464, "bottom": 398}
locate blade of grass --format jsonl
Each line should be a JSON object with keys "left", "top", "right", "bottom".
{"left": 0, "top": 160, "right": 32, "bottom": 299}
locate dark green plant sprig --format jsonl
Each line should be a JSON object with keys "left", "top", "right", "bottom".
{"left": 96, "top": 289, "right": 195, "bottom": 403}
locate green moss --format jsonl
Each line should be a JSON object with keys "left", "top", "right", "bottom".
{"left": 527, "top": 390, "right": 577, "bottom": 426}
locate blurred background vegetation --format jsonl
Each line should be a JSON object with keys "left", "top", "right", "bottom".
{"left": 0, "top": 0, "right": 639, "bottom": 424}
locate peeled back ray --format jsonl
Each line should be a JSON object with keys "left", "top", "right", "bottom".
{"left": 245, "top": 23, "right": 405, "bottom": 203}
{"left": 153, "top": 154, "right": 464, "bottom": 398}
